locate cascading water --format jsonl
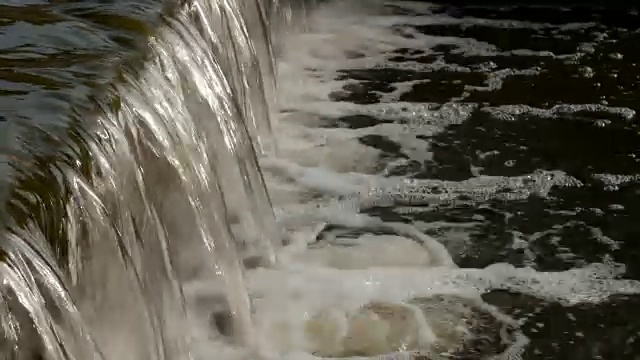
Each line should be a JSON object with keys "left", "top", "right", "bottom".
{"left": 3, "top": 0, "right": 640, "bottom": 360}
{"left": 0, "top": 0, "right": 290, "bottom": 359}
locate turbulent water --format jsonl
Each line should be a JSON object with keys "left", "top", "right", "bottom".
{"left": 2, "top": 0, "right": 640, "bottom": 360}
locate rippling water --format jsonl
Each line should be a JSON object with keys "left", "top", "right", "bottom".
{"left": 2, "top": 0, "right": 640, "bottom": 359}
{"left": 0, "top": 0, "right": 166, "bottom": 216}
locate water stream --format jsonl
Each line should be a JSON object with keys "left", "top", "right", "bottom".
{"left": 1, "top": 0, "right": 287, "bottom": 358}
{"left": 2, "top": 0, "right": 640, "bottom": 360}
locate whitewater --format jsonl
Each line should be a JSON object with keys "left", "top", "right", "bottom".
{"left": 1, "top": 0, "right": 639, "bottom": 360}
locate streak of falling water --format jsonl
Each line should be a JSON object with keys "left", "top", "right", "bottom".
{"left": 0, "top": 0, "right": 301, "bottom": 358}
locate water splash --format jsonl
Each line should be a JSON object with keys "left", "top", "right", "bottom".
{"left": 0, "top": 0, "right": 293, "bottom": 358}
{"left": 4, "top": 0, "right": 640, "bottom": 360}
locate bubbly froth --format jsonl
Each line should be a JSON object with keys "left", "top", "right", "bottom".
{"left": 2, "top": 1, "right": 640, "bottom": 360}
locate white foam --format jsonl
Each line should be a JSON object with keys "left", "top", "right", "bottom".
{"left": 187, "top": 1, "right": 640, "bottom": 359}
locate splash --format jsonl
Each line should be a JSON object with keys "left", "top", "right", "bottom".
{"left": 2, "top": 0, "right": 640, "bottom": 360}
{"left": 1, "top": 0, "right": 289, "bottom": 358}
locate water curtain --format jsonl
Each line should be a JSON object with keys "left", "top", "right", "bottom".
{"left": 0, "top": 0, "right": 294, "bottom": 358}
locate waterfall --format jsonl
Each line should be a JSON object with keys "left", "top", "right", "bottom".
{"left": 5, "top": 1, "right": 640, "bottom": 359}
{"left": 0, "top": 0, "right": 297, "bottom": 358}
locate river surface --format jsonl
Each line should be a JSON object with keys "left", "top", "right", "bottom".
{"left": 2, "top": 1, "right": 640, "bottom": 359}
{"left": 337, "top": 4, "right": 640, "bottom": 358}
{"left": 0, "top": 0, "right": 165, "bottom": 213}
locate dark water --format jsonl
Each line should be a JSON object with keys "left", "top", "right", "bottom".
{"left": 2, "top": 1, "right": 640, "bottom": 359}
{"left": 327, "top": 4, "right": 640, "bottom": 359}
{"left": 0, "top": 0, "right": 164, "bottom": 124}
{"left": 0, "top": 1, "right": 175, "bottom": 261}
{"left": 0, "top": 0, "right": 165, "bottom": 218}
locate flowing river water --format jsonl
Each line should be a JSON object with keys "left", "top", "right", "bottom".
{"left": 1, "top": 1, "right": 640, "bottom": 359}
